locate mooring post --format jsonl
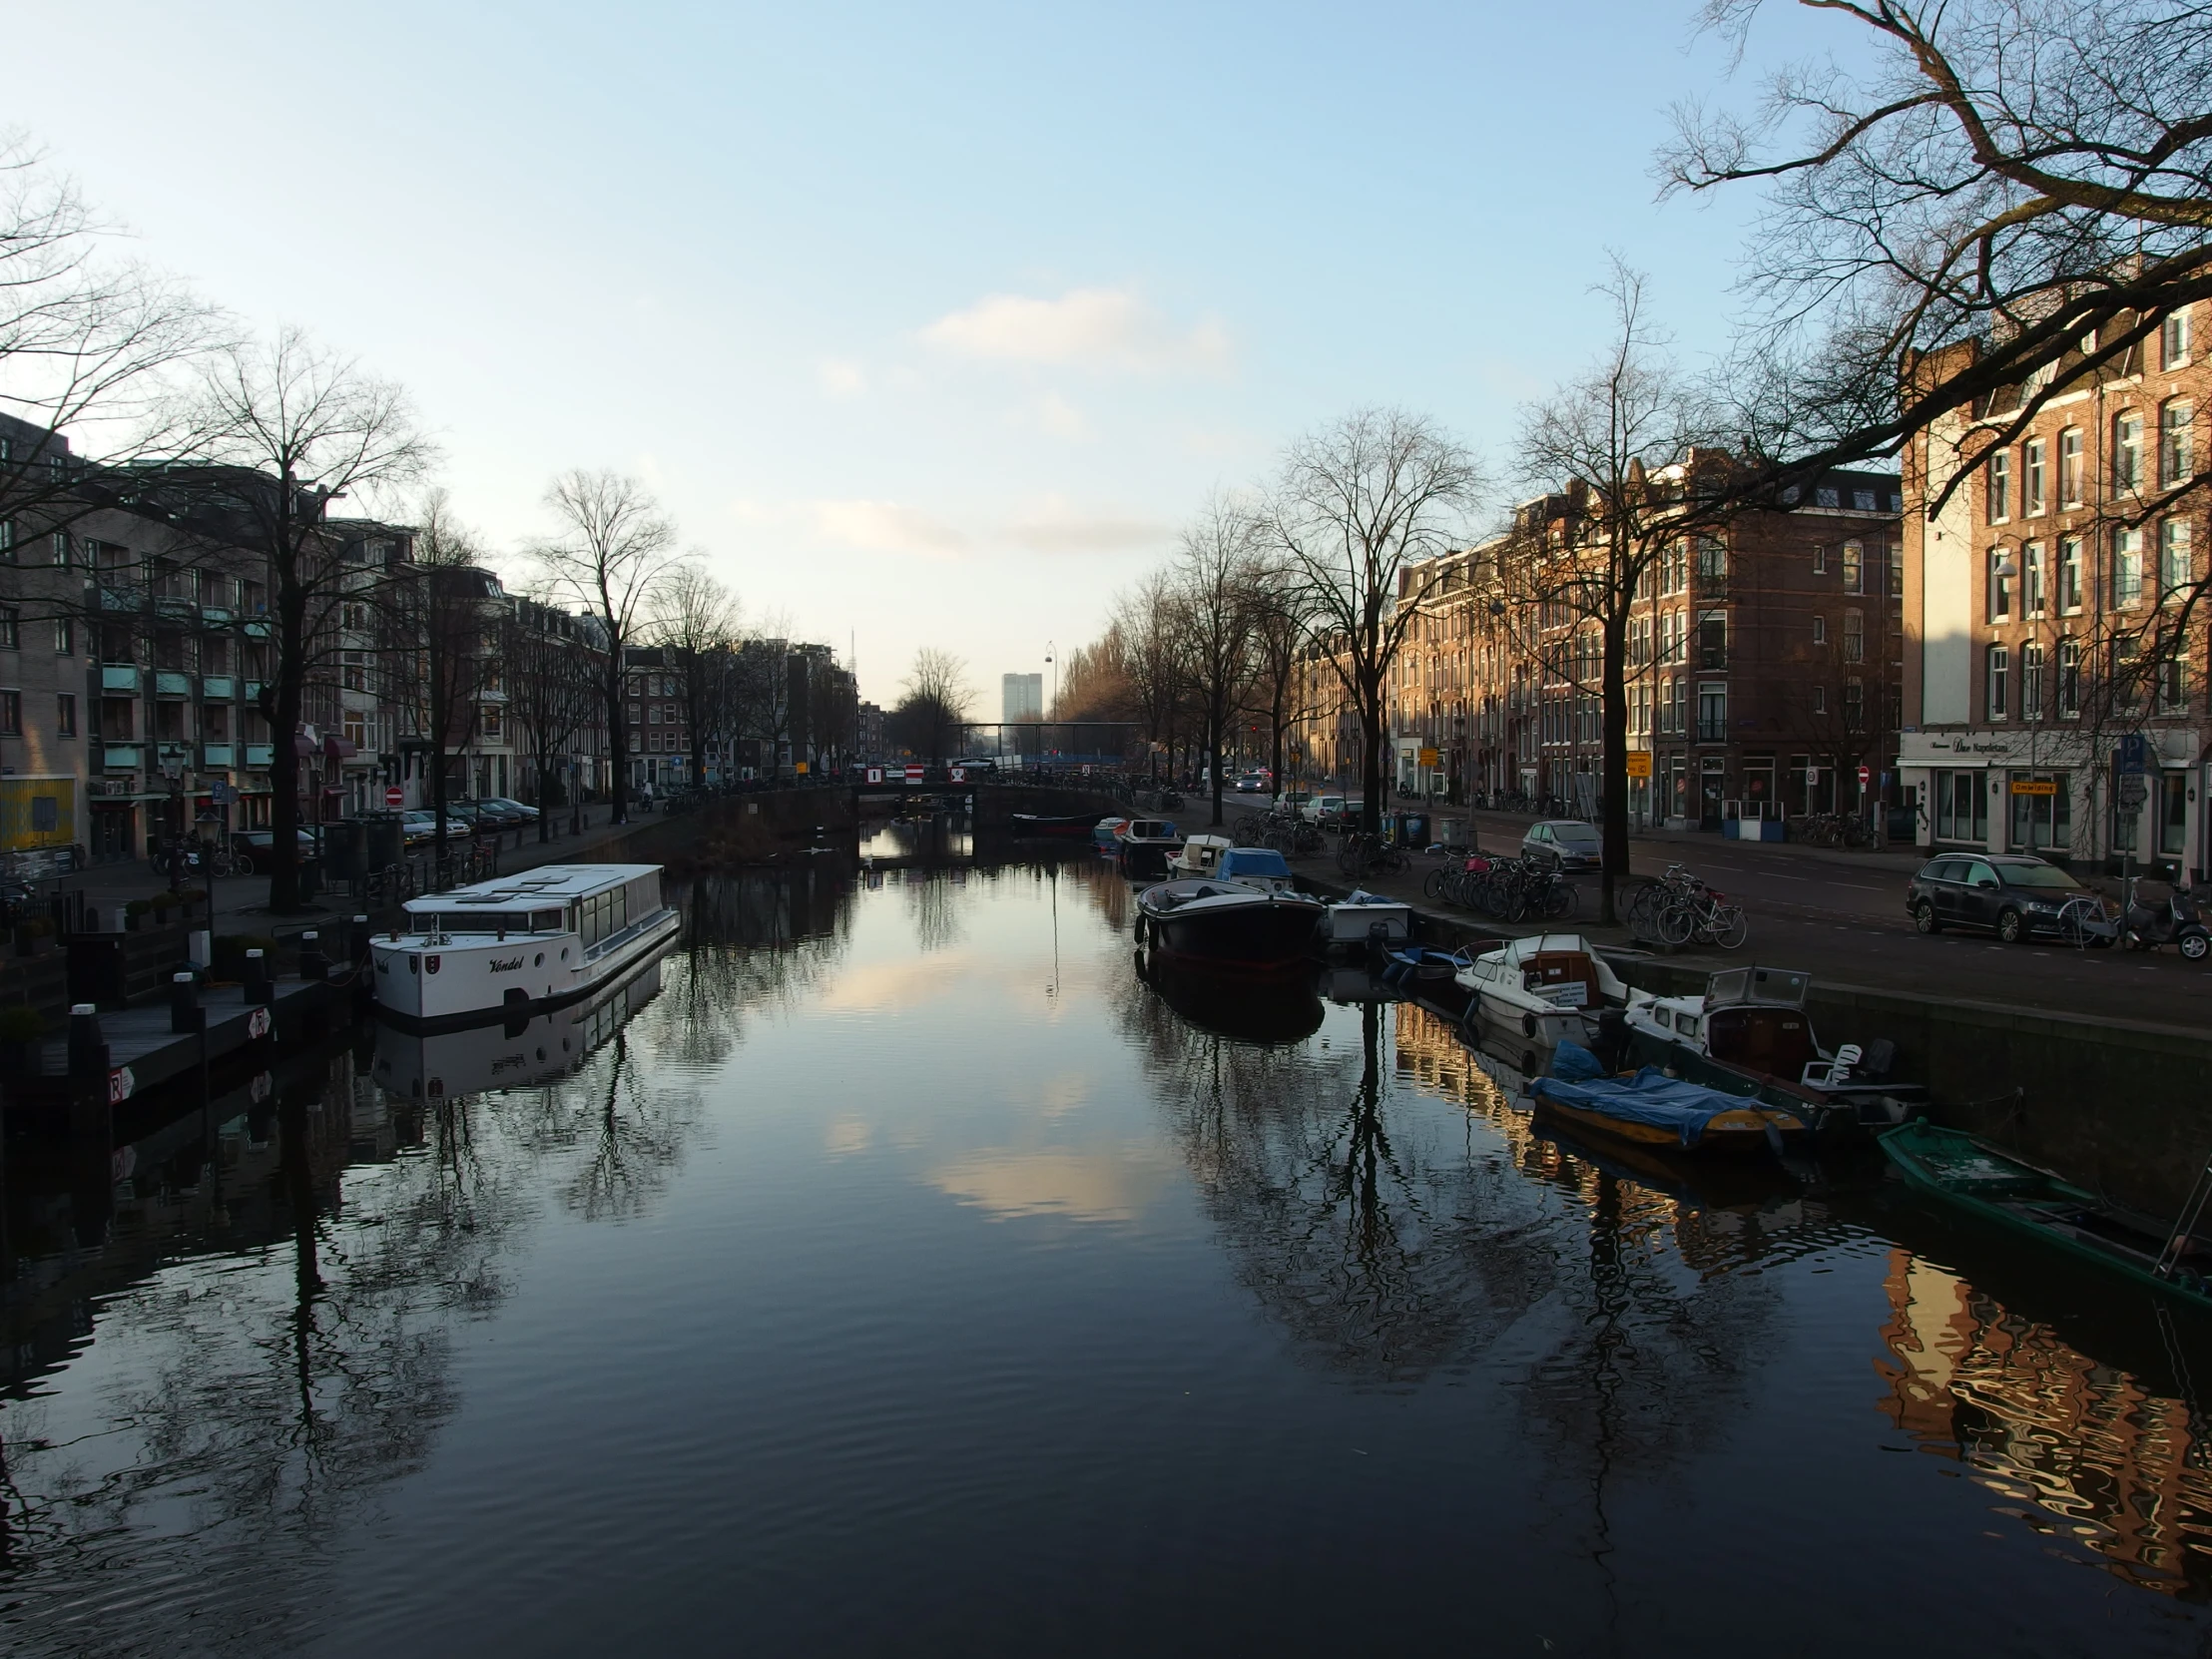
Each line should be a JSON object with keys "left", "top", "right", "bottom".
{"left": 298, "top": 931, "right": 328, "bottom": 983}
{"left": 244, "top": 947, "right": 271, "bottom": 1004}
{"left": 350, "top": 913, "right": 371, "bottom": 967}
{"left": 170, "top": 970, "right": 201, "bottom": 1034}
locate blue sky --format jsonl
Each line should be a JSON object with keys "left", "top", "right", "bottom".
{"left": 5, "top": 1, "right": 1858, "bottom": 706}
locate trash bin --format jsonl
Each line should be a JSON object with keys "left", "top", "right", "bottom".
{"left": 322, "top": 819, "right": 364, "bottom": 880}
{"left": 365, "top": 814, "right": 404, "bottom": 871}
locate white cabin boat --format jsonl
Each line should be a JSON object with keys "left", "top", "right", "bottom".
{"left": 370, "top": 863, "right": 680, "bottom": 1028}
{"left": 1453, "top": 933, "right": 1629, "bottom": 1074}
{"left": 1170, "top": 833, "right": 1235, "bottom": 876}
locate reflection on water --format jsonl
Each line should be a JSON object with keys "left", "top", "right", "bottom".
{"left": 2, "top": 856, "right": 2210, "bottom": 1653}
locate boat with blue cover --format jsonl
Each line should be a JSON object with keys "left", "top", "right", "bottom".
{"left": 1531, "top": 1063, "right": 1807, "bottom": 1155}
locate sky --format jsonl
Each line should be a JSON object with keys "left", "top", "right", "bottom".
{"left": 1, "top": 0, "right": 1863, "bottom": 709}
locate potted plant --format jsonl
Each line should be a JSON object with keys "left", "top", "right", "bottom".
{"left": 12, "top": 916, "right": 54, "bottom": 957}
{"left": 148, "top": 889, "right": 181, "bottom": 926}
{"left": 125, "top": 897, "right": 151, "bottom": 932}
{"left": 0, "top": 1004, "right": 45, "bottom": 1073}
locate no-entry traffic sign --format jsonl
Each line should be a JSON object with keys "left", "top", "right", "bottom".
{"left": 384, "top": 785, "right": 404, "bottom": 808}
{"left": 1857, "top": 765, "right": 1872, "bottom": 787}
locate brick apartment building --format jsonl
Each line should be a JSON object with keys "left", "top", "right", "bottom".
{"left": 1900, "top": 300, "right": 2208, "bottom": 876}
{"left": 1377, "top": 453, "right": 1904, "bottom": 830}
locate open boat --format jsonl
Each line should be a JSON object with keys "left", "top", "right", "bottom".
{"left": 1013, "top": 812, "right": 1107, "bottom": 838}
{"left": 1134, "top": 877, "right": 1324, "bottom": 969}
{"left": 1324, "top": 890, "right": 1411, "bottom": 946}
{"left": 1211, "top": 845, "right": 1300, "bottom": 894}
{"left": 1878, "top": 1121, "right": 2212, "bottom": 1310}
{"left": 1532, "top": 1067, "right": 1806, "bottom": 1155}
{"left": 1116, "top": 818, "right": 1185, "bottom": 877}
{"left": 1624, "top": 965, "right": 1924, "bottom": 1139}
{"left": 1091, "top": 816, "right": 1129, "bottom": 850}
{"left": 1454, "top": 933, "right": 1628, "bottom": 1075}
{"left": 1169, "top": 832, "right": 1234, "bottom": 876}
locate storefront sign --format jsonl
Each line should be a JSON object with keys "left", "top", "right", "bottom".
{"left": 2008, "top": 778, "right": 2057, "bottom": 797}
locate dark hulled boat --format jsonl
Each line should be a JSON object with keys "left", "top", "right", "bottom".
{"left": 1011, "top": 812, "right": 1107, "bottom": 837}
{"left": 1134, "top": 877, "right": 1325, "bottom": 970}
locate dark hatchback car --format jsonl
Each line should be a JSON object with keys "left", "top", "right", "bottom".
{"left": 1907, "top": 852, "right": 2099, "bottom": 943}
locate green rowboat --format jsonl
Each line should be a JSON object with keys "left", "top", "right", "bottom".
{"left": 1878, "top": 1120, "right": 2212, "bottom": 1314}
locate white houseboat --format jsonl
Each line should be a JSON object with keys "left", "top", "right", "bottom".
{"left": 370, "top": 863, "right": 680, "bottom": 1028}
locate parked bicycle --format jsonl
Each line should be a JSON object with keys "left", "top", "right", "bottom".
{"left": 1627, "top": 863, "right": 1748, "bottom": 949}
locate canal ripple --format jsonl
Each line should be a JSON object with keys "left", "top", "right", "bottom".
{"left": 1, "top": 853, "right": 2209, "bottom": 1656}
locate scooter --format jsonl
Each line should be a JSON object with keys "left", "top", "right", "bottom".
{"left": 2122, "top": 880, "right": 2212, "bottom": 961}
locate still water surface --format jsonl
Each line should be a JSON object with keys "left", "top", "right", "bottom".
{"left": 5, "top": 839, "right": 2212, "bottom": 1655}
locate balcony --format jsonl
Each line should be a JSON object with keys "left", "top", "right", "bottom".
{"left": 202, "top": 743, "right": 236, "bottom": 768}
{"left": 203, "top": 675, "right": 237, "bottom": 700}
{"left": 201, "top": 607, "right": 234, "bottom": 625}
{"left": 243, "top": 620, "right": 272, "bottom": 639}
{"left": 101, "top": 665, "right": 140, "bottom": 693}
{"left": 102, "top": 745, "right": 142, "bottom": 771}
{"left": 96, "top": 583, "right": 145, "bottom": 612}
{"left": 245, "top": 743, "right": 275, "bottom": 768}
{"left": 154, "top": 670, "right": 193, "bottom": 698}
{"left": 244, "top": 680, "right": 265, "bottom": 703}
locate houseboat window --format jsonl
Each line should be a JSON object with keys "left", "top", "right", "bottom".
{"left": 531, "top": 908, "right": 561, "bottom": 931}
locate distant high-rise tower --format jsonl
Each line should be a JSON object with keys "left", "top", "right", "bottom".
{"left": 1002, "top": 672, "right": 1044, "bottom": 723}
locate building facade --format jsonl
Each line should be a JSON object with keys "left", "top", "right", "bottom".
{"left": 1899, "top": 300, "right": 2208, "bottom": 876}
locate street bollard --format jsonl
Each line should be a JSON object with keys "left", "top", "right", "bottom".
{"left": 350, "top": 913, "right": 371, "bottom": 966}
{"left": 67, "top": 1003, "right": 106, "bottom": 1079}
{"left": 244, "top": 947, "right": 271, "bottom": 1003}
{"left": 170, "top": 970, "right": 201, "bottom": 1034}
{"left": 298, "top": 931, "right": 328, "bottom": 983}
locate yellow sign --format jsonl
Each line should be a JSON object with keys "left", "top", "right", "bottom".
{"left": 1624, "top": 752, "right": 1653, "bottom": 780}
{"left": 1417, "top": 748, "right": 1439, "bottom": 767}
{"left": 2009, "top": 778, "right": 2056, "bottom": 797}
{"left": 0, "top": 777, "right": 74, "bottom": 852}
{"left": 794, "top": 761, "right": 810, "bottom": 775}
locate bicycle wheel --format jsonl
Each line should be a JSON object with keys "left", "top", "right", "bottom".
{"left": 1656, "top": 901, "right": 1696, "bottom": 946}
{"left": 1542, "top": 881, "right": 1576, "bottom": 919}
{"left": 1423, "top": 867, "right": 1448, "bottom": 901}
{"left": 1709, "top": 904, "right": 1749, "bottom": 949}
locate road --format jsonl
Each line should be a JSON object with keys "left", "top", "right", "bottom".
{"left": 1217, "top": 800, "right": 2211, "bottom": 1031}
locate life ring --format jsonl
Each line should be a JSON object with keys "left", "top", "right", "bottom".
{"left": 1520, "top": 1010, "right": 1537, "bottom": 1038}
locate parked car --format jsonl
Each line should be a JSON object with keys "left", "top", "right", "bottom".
{"left": 1522, "top": 820, "right": 1602, "bottom": 872}
{"left": 479, "top": 797, "right": 542, "bottom": 823}
{"left": 1302, "top": 794, "right": 1349, "bottom": 827}
{"left": 400, "top": 810, "right": 474, "bottom": 846}
{"left": 228, "top": 829, "right": 321, "bottom": 873}
{"left": 1276, "top": 790, "right": 1312, "bottom": 814}
{"left": 1908, "top": 852, "right": 2102, "bottom": 943}
{"left": 457, "top": 800, "right": 531, "bottom": 829}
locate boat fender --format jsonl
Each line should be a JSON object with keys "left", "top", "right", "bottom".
{"left": 1520, "top": 1010, "right": 1537, "bottom": 1038}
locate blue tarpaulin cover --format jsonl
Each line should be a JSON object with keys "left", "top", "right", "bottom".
{"left": 1532, "top": 1067, "right": 1751, "bottom": 1149}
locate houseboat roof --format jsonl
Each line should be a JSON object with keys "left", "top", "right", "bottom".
{"left": 403, "top": 864, "right": 663, "bottom": 912}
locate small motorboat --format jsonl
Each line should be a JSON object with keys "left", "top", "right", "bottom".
{"left": 1453, "top": 933, "right": 1628, "bottom": 1075}
{"left": 1170, "top": 832, "right": 1234, "bottom": 876}
{"left": 1623, "top": 965, "right": 1924, "bottom": 1138}
{"left": 1116, "top": 818, "right": 1184, "bottom": 877}
{"left": 1381, "top": 945, "right": 1476, "bottom": 1019}
{"left": 1532, "top": 1067, "right": 1806, "bottom": 1155}
{"left": 1324, "top": 890, "right": 1410, "bottom": 947}
{"left": 1212, "top": 845, "right": 1300, "bottom": 894}
{"left": 1134, "top": 877, "right": 1325, "bottom": 969}
{"left": 1013, "top": 812, "right": 1108, "bottom": 838}
{"left": 1879, "top": 1121, "right": 2212, "bottom": 1310}
{"left": 1091, "top": 817, "right": 1130, "bottom": 850}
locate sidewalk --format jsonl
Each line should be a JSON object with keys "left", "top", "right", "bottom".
{"left": 57, "top": 813, "right": 651, "bottom": 941}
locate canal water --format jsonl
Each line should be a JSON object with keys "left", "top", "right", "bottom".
{"left": 4, "top": 835, "right": 2211, "bottom": 1655}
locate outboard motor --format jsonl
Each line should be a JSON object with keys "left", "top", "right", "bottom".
{"left": 1590, "top": 1007, "right": 1632, "bottom": 1074}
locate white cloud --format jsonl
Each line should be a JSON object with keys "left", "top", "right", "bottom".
{"left": 1035, "top": 390, "right": 1089, "bottom": 439}
{"left": 816, "top": 356, "right": 866, "bottom": 397}
{"left": 920, "top": 285, "right": 1230, "bottom": 373}
{"left": 1003, "top": 495, "right": 1168, "bottom": 555}
{"left": 812, "top": 498, "right": 969, "bottom": 559}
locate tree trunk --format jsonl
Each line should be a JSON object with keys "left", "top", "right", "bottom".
{"left": 268, "top": 586, "right": 308, "bottom": 915}
{"left": 1359, "top": 675, "right": 1385, "bottom": 836}
{"left": 1207, "top": 703, "right": 1225, "bottom": 828}
{"left": 605, "top": 670, "right": 629, "bottom": 824}
{"left": 1600, "top": 607, "right": 1630, "bottom": 927}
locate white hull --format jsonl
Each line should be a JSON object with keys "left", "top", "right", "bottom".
{"left": 372, "top": 905, "right": 682, "bottom": 1028}
{"left": 371, "top": 948, "right": 669, "bottom": 1099}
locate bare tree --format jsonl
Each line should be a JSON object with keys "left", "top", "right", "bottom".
{"left": 1111, "top": 571, "right": 1189, "bottom": 783}
{"left": 1171, "top": 494, "right": 1264, "bottom": 826}
{"left": 648, "top": 562, "right": 743, "bottom": 790}
{"left": 155, "top": 327, "right": 431, "bottom": 912}
{"left": 1245, "top": 564, "right": 1320, "bottom": 795}
{"left": 1510, "top": 263, "right": 1729, "bottom": 921}
{"left": 888, "top": 647, "right": 971, "bottom": 764}
{"left": 385, "top": 490, "right": 498, "bottom": 870}
{"left": 1667, "top": 0, "right": 2212, "bottom": 512}
{"left": 503, "top": 595, "right": 603, "bottom": 841}
{"left": 531, "top": 470, "right": 682, "bottom": 824}
{"left": 1268, "top": 408, "right": 1485, "bottom": 835}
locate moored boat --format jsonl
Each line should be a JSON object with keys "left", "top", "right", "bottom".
{"left": 1116, "top": 818, "right": 1184, "bottom": 877}
{"left": 1324, "top": 890, "right": 1411, "bottom": 946}
{"left": 1453, "top": 933, "right": 1627, "bottom": 1075}
{"left": 1091, "top": 817, "right": 1129, "bottom": 850}
{"left": 1169, "top": 832, "right": 1234, "bottom": 876}
{"left": 1878, "top": 1121, "right": 2212, "bottom": 1310}
{"left": 1134, "top": 877, "right": 1325, "bottom": 969}
{"left": 1014, "top": 812, "right": 1109, "bottom": 838}
{"left": 1532, "top": 1067, "right": 1806, "bottom": 1155}
{"left": 371, "top": 863, "right": 680, "bottom": 1030}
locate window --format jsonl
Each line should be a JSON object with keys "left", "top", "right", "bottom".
{"left": 1986, "top": 549, "right": 2012, "bottom": 621}
{"left": 341, "top": 650, "right": 366, "bottom": 692}
{"left": 1842, "top": 540, "right": 1864, "bottom": 594}
{"left": 1812, "top": 686, "right": 1827, "bottom": 715}
{"left": 53, "top": 617, "right": 72, "bottom": 656}
{"left": 2157, "top": 646, "right": 2190, "bottom": 714}
{"left": 1697, "top": 682, "right": 1727, "bottom": 740}
{"left": 1890, "top": 541, "right": 1905, "bottom": 611}
{"left": 2163, "top": 401, "right": 2194, "bottom": 486}
{"left": 1812, "top": 544, "right": 1828, "bottom": 576}
{"left": 1812, "top": 614, "right": 1827, "bottom": 645}
{"left": 1987, "top": 450, "right": 2011, "bottom": 521}
{"left": 2021, "top": 642, "right": 2044, "bottom": 719}
{"left": 0, "top": 519, "right": 11, "bottom": 561}
{"left": 2163, "top": 520, "right": 2193, "bottom": 602}
{"left": 2059, "top": 428, "right": 2083, "bottom": 505}
{"left": 0, "top": 692, "right": 17, "bottom": 735}
{"left": 1853, "top": 488, "right": 1877, "bottom": 511}
{"left": 1844, "top": 677, "right": 1865, "bottom": 731}
{"left": 101, "top": 698, "right": 132, "bottom": 740}
{"left": 1986, "top": 644, "right": 2008, "bottom": 719}
{"left": 2114, "top": 527, "right": 2144, "bottom": 607}
{"left": 1843, "top": 608, "right": 1865, "bottom": 663}
{"left": 1936, "top": 771, "right": 1989, "bottom": 842}
{"left": 2115, "top": 412, "right": 2144, "bottom": 493}
{"left": 1697, "top": 609, "right": 1727, "bottom": 669}
{"left": 648, "top": 704, "right": 661, "bottom": 725}
{"left": 2058, "top": 536, "right": 2083, "bottom": 613}
{"left": 2022, "top": 438, "right": 2045, "bottom": 515}
{"left": 1817, "top": 485, "right": 1840, "bottom": 508}
{"left": 2165, "top": 306, "right": 2193, "bottom": 369}
{"left": 628, "top": 702, "right": 641, "bottom": 726}
{"left": 206, "top": 704, "right": 230, "bottom": 741}
{"left": 2057, "top": 639, "right": 2081, "bottom": 717}
{"left": 0, "top": 609, "right": 14, "bottom": 650}
{"left": 50, "top": 531, "right": 69, "bottom": 567}
{"left": 56, "top": 694, "right": 75, "bottom": 738}
{"left": 2023, "top": 541, "right": 2046, "bottom": 615}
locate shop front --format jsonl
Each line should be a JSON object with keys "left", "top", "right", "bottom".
{"left": 1902, "top": 726, "right": 2204, "bottom": 874}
